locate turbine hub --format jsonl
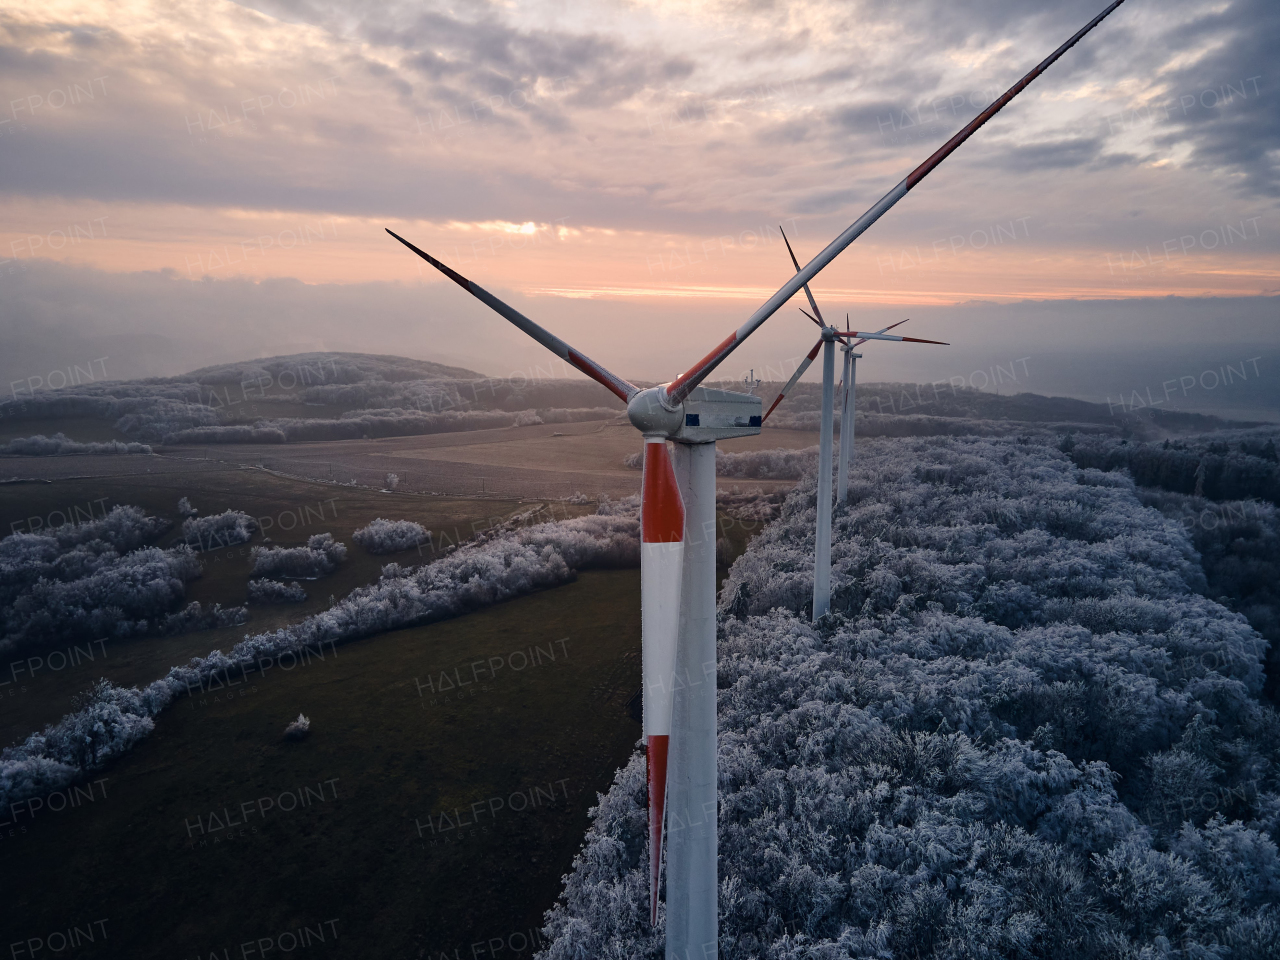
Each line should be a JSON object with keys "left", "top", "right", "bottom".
{"left": 628, "top": 386, "right": 684, "bottom": 437}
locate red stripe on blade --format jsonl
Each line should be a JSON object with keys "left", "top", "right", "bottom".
{"left": 665, "top": 331, "right": 737, "bottom": 402}
{"left": 648, "top": 733, "right": 670, "bottom": 926}
{"left": 566, "top": 348, "right": 632, "bottom": 402}
{"left": 642, "top": 443, "right": 684, "bottom": 543}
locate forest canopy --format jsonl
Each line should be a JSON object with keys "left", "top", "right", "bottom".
{"left": 542, "top": 434, "right": 1280, "bottom": 959}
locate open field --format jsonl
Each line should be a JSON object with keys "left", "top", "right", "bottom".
{"left": 0, "top": 466, "right": 590, "bottom": 747}
{"left": 0, "top": 569, "right": 642, "bottom": 958}
{"left": 159, "top": 419, "right": 818, "bottom": 500}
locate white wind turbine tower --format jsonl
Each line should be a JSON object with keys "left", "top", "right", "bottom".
{"left": 767, "top": 229, "right": 945, "bottom": 620}
{"left": 388, "top": 2, "right": 1130, "bottom": 953}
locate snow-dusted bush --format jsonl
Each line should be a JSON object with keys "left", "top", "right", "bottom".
{"left": 352, "top": 518, "right": 431, "bottom": 554}
{"left": 250, "top": 533, "right": 347, "bottom": 579}
{"left": 0, "top": 433, "right": 152, "bottom": 456}
{"left": 541, "top": 434, "right": 1280, "bottom": 958}
{"left": 247, "top": 578, "right": 307, "bottom": 603}
{"left": 513, "top": 410, "right": 543, "bottom": 427}
{"left": 158, "top": 601, "right": 247, "bottom": 635}
{"left": 182, "top": 510, "right": 256, "bottom": 551}
{"left": 283, "top": 713, "right": 311, "bottom": 740}
{"left": 0, "top": 510, "right": 640, "bottom": 811}
{"left": 0, "top": 507, "right": 204, "bottom": 657}
{"left": 177, "top": 496, "right": 198, "bottom": 517}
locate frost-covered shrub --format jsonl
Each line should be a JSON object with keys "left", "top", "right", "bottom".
{"left": 0, "top": 433, "right": 152, "bottom": 456}
{"left": 250, "top": 533, "right": 347, "bottom": 579}
{"left": 0, "top": 510, "right": 640, "bottom": 810}
{"left": 513, "top": 410, "right": 543, "bottom": 427}
{"left": 182, "top": 510, "right": 256, "bottom": 551}
{"left": 352, "top": 519, "right": 431, "bottom": 554}
{"left": 177, "top": 496, "right": 198, "bottom": 517}
{"left": 542, "top": 434, "right": 1280, "bottom": 959}
{"left": 283, "top": 713, "right": 311, "bottom": 740}
{"left": 158, "top": 601, "right": 247, "bottom": 634}
{"left": 247, "top": 578, "right": 307, "bottom": 603}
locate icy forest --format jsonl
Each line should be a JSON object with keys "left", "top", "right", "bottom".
{"left": 541, "top": 434, "right": 1280, "bottom": 959}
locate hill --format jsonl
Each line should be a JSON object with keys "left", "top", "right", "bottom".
{"left": 177, "top": 352, "right": 484, "bottom": 385}
{"left": 1, "top": 349, "right": 1266, "bottom": 451}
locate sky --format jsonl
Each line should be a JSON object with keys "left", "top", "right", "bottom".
{"left": 1, "top": 0, "right": 1277, "bottom": 415}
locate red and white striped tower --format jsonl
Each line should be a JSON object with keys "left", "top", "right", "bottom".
{"left": 640, "top": 436, "right": 684, "bottom": 924}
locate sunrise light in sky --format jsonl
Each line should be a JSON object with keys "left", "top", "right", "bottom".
{"left": 1, "top": 0, "right": 1276, "bottom": 390}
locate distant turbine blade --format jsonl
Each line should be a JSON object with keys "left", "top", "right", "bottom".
{"left": 662, "top": 0, "right": 1127, "bottom": 405}
{"left": 762, "top": 338, "right": 823, "bottom": 422}
{"left": 799, "top": 308, "right": 822, "bottom": 328}
{"left": 853, "top": 318, "right": 908, "bottom": 348}
{"left": 640, "top": 438, "right": 685, "bottom": 927}
{"left": 843, "top": 331, "right": 948, "bottom": 345}
{"left": 780, "top": 226, "right": 825, "bottom": 325}
{"left": 386, "top": 229, "right": 639, "bottom": 402}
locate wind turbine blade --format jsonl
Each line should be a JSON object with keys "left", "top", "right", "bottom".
{"left": 853, "top": 318, "right": 908, "bottom": 347}
{"left": 386, "top": 229, "right": 639, "bottom": 403}
{"left": 762, "top": 338, "right": 823, "bottom": 422}
{"left": 640, "top": 438, "right": 684, "bottom": 927}
{"left": 662, "top": 0, "right": 1127, "bottom": 405}
{"left": 799, "top": 308, "right": 822, "bottom": 328}
{"left": 840, "top": 330, "right": 947, "bottom": 345}
{"left": 780, "top": 226, "right": 825, "bottom": 325}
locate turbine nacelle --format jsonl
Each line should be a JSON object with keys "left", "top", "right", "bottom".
{"left": 628, "top": 385, "right": 762, "bottom": 443}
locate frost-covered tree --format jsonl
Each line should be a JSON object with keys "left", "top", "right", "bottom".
{"left": 352, "top": 519, "right": 431, "bottom": 554}
{"left": 181, "top": 510, "right": 256, "bottom": 551}
{"left": 250, "top": 533, "right": 347, "bottom": 579}
{"left": 247, "top": 578, "right": 307, "bottom": 603}
{"left": 0, "top": 506, "right": 210, "bottom": 657}
{"left": 0, "top": 433, "right": 152, "bottom": 456}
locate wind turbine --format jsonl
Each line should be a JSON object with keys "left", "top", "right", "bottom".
{"left": 771, "top": 229, "right": 946, "bottom": 619}
{"left": 839, "top": 315, "right": 906, "bottom": 503}
{"left": 387, "top": 1, "right": 1130, "bottom": 952}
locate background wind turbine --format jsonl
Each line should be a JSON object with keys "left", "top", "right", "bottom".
{"left": 389, "top": 1, "right": 1130, "bottom": 952}
{"left": 776, "top": 231, "right": 946, "bottom": 618}
{"left": 839, "top": 316, "right": 912, "bottom": 504}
